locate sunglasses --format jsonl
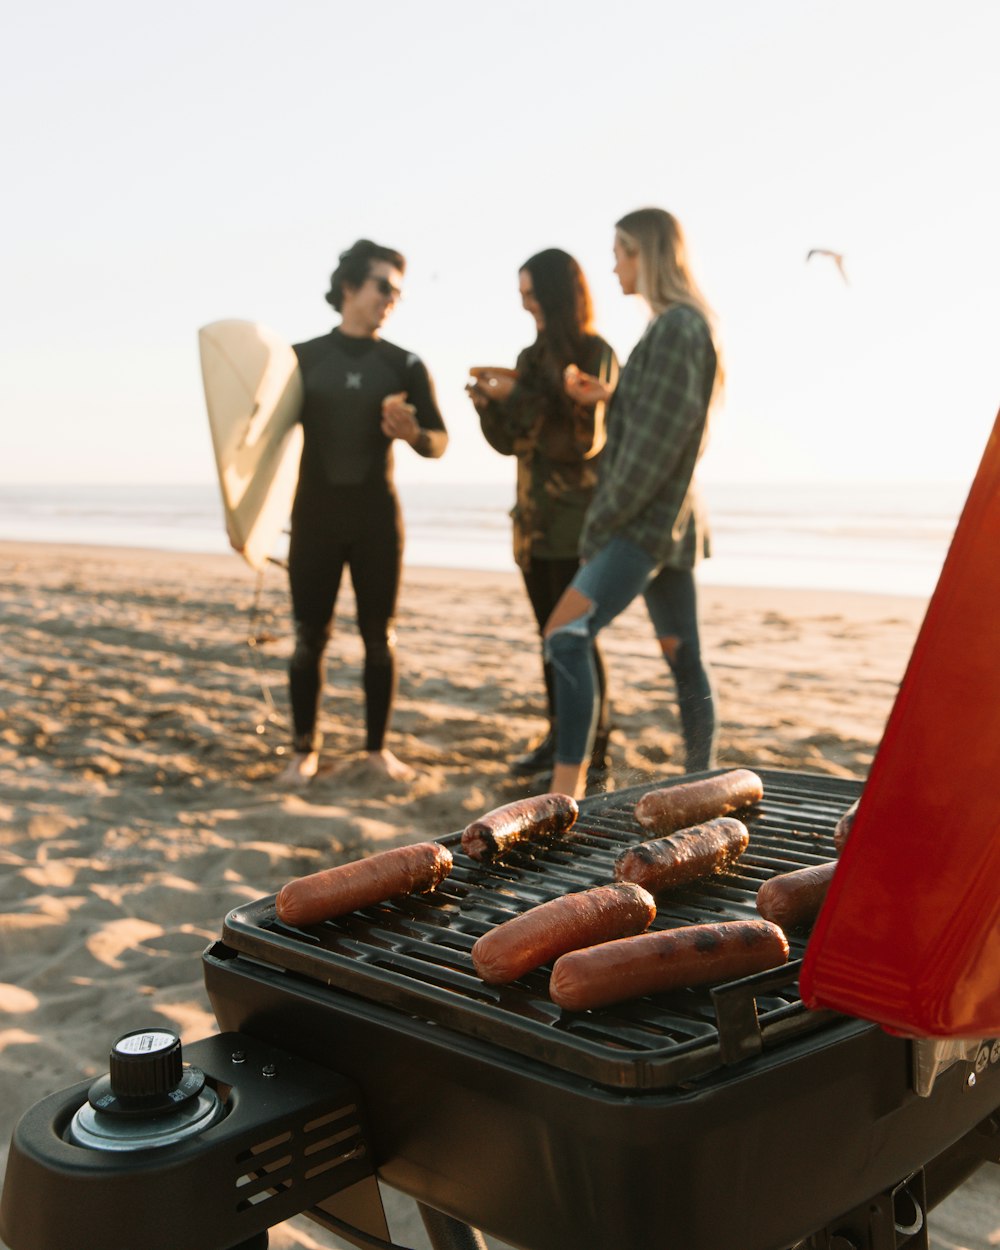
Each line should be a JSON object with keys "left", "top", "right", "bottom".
{"left": 371, "top": 276, "right": 402, "bottom": 300}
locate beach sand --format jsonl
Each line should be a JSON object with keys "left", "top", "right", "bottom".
{"left": 0, "top": 540, "right": 995, "bottom": 1249}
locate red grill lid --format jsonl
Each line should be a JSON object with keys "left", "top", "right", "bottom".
{"left": 801, "top": 409, "right": 1000, "bottom": 1036}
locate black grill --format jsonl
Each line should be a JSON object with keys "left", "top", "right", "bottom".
{"left": 203, "top": 769, "right": 1000, "bottom": 1250}
{"left": 5, "top": 770, "right": 998, "bottom": 1250}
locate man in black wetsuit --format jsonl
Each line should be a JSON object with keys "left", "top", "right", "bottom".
{"left": 283, "top": 239, "right": 448, "bottom": 784}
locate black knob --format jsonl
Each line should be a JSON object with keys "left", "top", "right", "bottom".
{"left": 109, "top": 1029, "right": 183, "bottom": 1099}
{"left": 86, "top": 1028, "right": 206, "bottom": 1117}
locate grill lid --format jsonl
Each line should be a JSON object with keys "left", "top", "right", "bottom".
{"left": 802, "top": 411, "right": 1000, "bottom": 1036}
{"left": 221, "top": 769, "right": 862, "bottom": 1091}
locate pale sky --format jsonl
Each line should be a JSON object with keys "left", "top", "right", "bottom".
{"left": 3, "top": 0, "right": 998, "bottom": 488}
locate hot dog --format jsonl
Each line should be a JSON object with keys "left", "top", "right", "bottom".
{"left": 834, "top": 799, "right": 859, "bottom": 854}
{"left": 633, "top": 768, "right": 763, "bottom": 834}
{"left": 756, "top": 860, "right": 836, "bottom": 930}
{"left": 275, "top": 841, "right": 453, "bottom": 927}
{"left": 461, "top": 792, "right": 579, "bottom": 861}
{"left": 614, "top": 817, "right": 749, "bottom": 893}
{"left": 471, "top": 883, "right": 656, "bottom": 985}
{"left": 549, "top": 919, "right": 789, "bottom": 1011}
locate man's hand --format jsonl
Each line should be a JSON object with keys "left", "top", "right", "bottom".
{"left": 381, "top": 392, "right": 421, "bottom": 445}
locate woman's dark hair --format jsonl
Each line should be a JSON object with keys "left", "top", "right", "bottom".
{"left": 520, "top": 248, "right": 594, "bottom": 367}
{"left": 325, "top": 239, "right": 406, "bottom": 311}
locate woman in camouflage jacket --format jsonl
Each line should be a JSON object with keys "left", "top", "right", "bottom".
{"left": 469, "top": 249, "right": 618, "bottom": 784}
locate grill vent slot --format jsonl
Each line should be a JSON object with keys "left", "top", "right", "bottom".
{"left": 233, "top": 1103, "right": 366, "bottom": 1213}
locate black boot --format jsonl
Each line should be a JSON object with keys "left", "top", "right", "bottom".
{"left": 586, "top": 725, "right": 614, "bottom": 793}
{"left": 511, "top": 729, "right": 555, "bottom": 776}
{"left": 589, "top": 724, "right": 612, "bottom": 772}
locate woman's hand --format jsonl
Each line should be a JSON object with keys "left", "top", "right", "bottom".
{"left": 468, "top": 367, "right": 517, "bottom": 403}
{"left": 381, "top": 392, "right": 421, "bottom": 445}
{"left": 465, "top": 380, "right": 489, "bottom": 411}
{"left": 564, "top": 364, "right": 612, "bottom": 406}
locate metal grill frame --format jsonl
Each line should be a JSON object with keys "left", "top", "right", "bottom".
{"left": 218, "top": 768, "right": 860, "bottom": 1090}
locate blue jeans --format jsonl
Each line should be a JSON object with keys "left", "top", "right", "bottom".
{"left": 545, "top": 537, "right": 717, "bottom": 771}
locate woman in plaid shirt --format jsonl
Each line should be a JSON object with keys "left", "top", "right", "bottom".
{"left": 544, "top": 208, "right": 724, "bottom": 800}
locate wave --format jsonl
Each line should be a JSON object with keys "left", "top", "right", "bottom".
{"left": 0, "top": 479, "right": 964, "bottom": 598}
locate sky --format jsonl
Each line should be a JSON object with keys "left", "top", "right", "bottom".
{"left": 3, "top": 0, "right": 998, "bottom": 490}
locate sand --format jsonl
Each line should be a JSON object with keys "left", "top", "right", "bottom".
{"left": 0, "top": 540, "right": 996, "bottom": 1249}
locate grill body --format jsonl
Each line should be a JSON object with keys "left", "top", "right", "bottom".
{"left": 206, "top": 947, "right": 1000, "bottom": 1250}
{"left": 203, "top": 770, "right": 1000, "bottom": 1250}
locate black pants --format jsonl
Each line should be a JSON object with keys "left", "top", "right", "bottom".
{"left": 520, "top": 555, "right": 610, "bottom": 748}
{"left": 287, "top": 487, "right": 403, "bottom": 754}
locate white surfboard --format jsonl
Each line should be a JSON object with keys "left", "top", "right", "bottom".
{"left": 199, "top": 319, "right": 304, "bottom": 571}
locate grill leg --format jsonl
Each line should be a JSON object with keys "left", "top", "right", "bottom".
{"left": 417, "top": 1203, "right": 488, "bottom": 1250}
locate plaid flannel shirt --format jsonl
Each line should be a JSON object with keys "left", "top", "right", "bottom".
{"left": 578, "top": 304, "right": 716, "bottom": 569}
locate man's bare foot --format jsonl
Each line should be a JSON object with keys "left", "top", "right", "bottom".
{"left": 366, "top": 749, "right": 416, "bottom": 782}
{"left": 279, "top": 751, "right": 319, "bottom": 786}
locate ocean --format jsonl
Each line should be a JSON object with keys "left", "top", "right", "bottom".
{"left": 0, "top": 480, "right": 967, "bottom": 599}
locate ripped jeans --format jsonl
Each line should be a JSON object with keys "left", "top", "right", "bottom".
{"left": 545, "top": 537, "right": 717, "bottom": 771}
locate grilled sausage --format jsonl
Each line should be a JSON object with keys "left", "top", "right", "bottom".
{"left": 549, "top": 919, "right": 790, "bottom": 1012}
{"left": 471, "top": 883, "right": 656, "bottom": 985}
{"left": 756, "top": 861, "right": 836, "bottom": 930}
{"left": 461, "top": 792, "right": 579, "bottom": 860}
{"left": 834, "top": 799, "right": 859, "bottom": 854}
{"left": 614, "top": 817, "right": 750, "bottom": 893}
{"left": 275, "top": 842, "right": 453, "bottom": 927}
{"left": 633, "top": 769, "right": 763, "bottom": 834}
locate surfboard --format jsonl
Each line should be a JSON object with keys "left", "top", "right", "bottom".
{"left": 199, "top": 320, "right": 304, "bottom": 571}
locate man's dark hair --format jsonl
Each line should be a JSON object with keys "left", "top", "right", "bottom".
{"left": 325, "top": 239, "right": 406, "bottom": 311}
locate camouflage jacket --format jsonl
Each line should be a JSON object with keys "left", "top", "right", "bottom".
{"left": 478, "top": 334, "right": 618, "bottom": 570}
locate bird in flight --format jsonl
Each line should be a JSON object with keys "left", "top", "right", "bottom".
{"left": 806, "top": 249, "right": 849, "bottom": 284}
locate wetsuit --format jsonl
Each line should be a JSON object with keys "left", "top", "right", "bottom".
{"left": 288, "top": 328, "right": 447, "bottom": 754}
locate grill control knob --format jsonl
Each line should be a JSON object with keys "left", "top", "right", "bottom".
{"left": 67, "top": 1029, "right": 223, "bottom": 1151}
{"left": 87, "top": 1028, "right": 205, "bottom": 1113}
{"left": 109, "top": 1029, "right": 183, "bottom": 1099}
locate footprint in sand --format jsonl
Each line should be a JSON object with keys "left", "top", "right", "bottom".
{"left": 0, "top": 912, "right": 75, "bottom": 958}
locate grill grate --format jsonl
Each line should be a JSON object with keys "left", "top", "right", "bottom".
{"left": 221, "top": 768, "right": 861, "bottom": 1090}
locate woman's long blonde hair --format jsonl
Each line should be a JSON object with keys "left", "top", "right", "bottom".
{"left": 615, "top": 207, "right": 724, "bottom": 397}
